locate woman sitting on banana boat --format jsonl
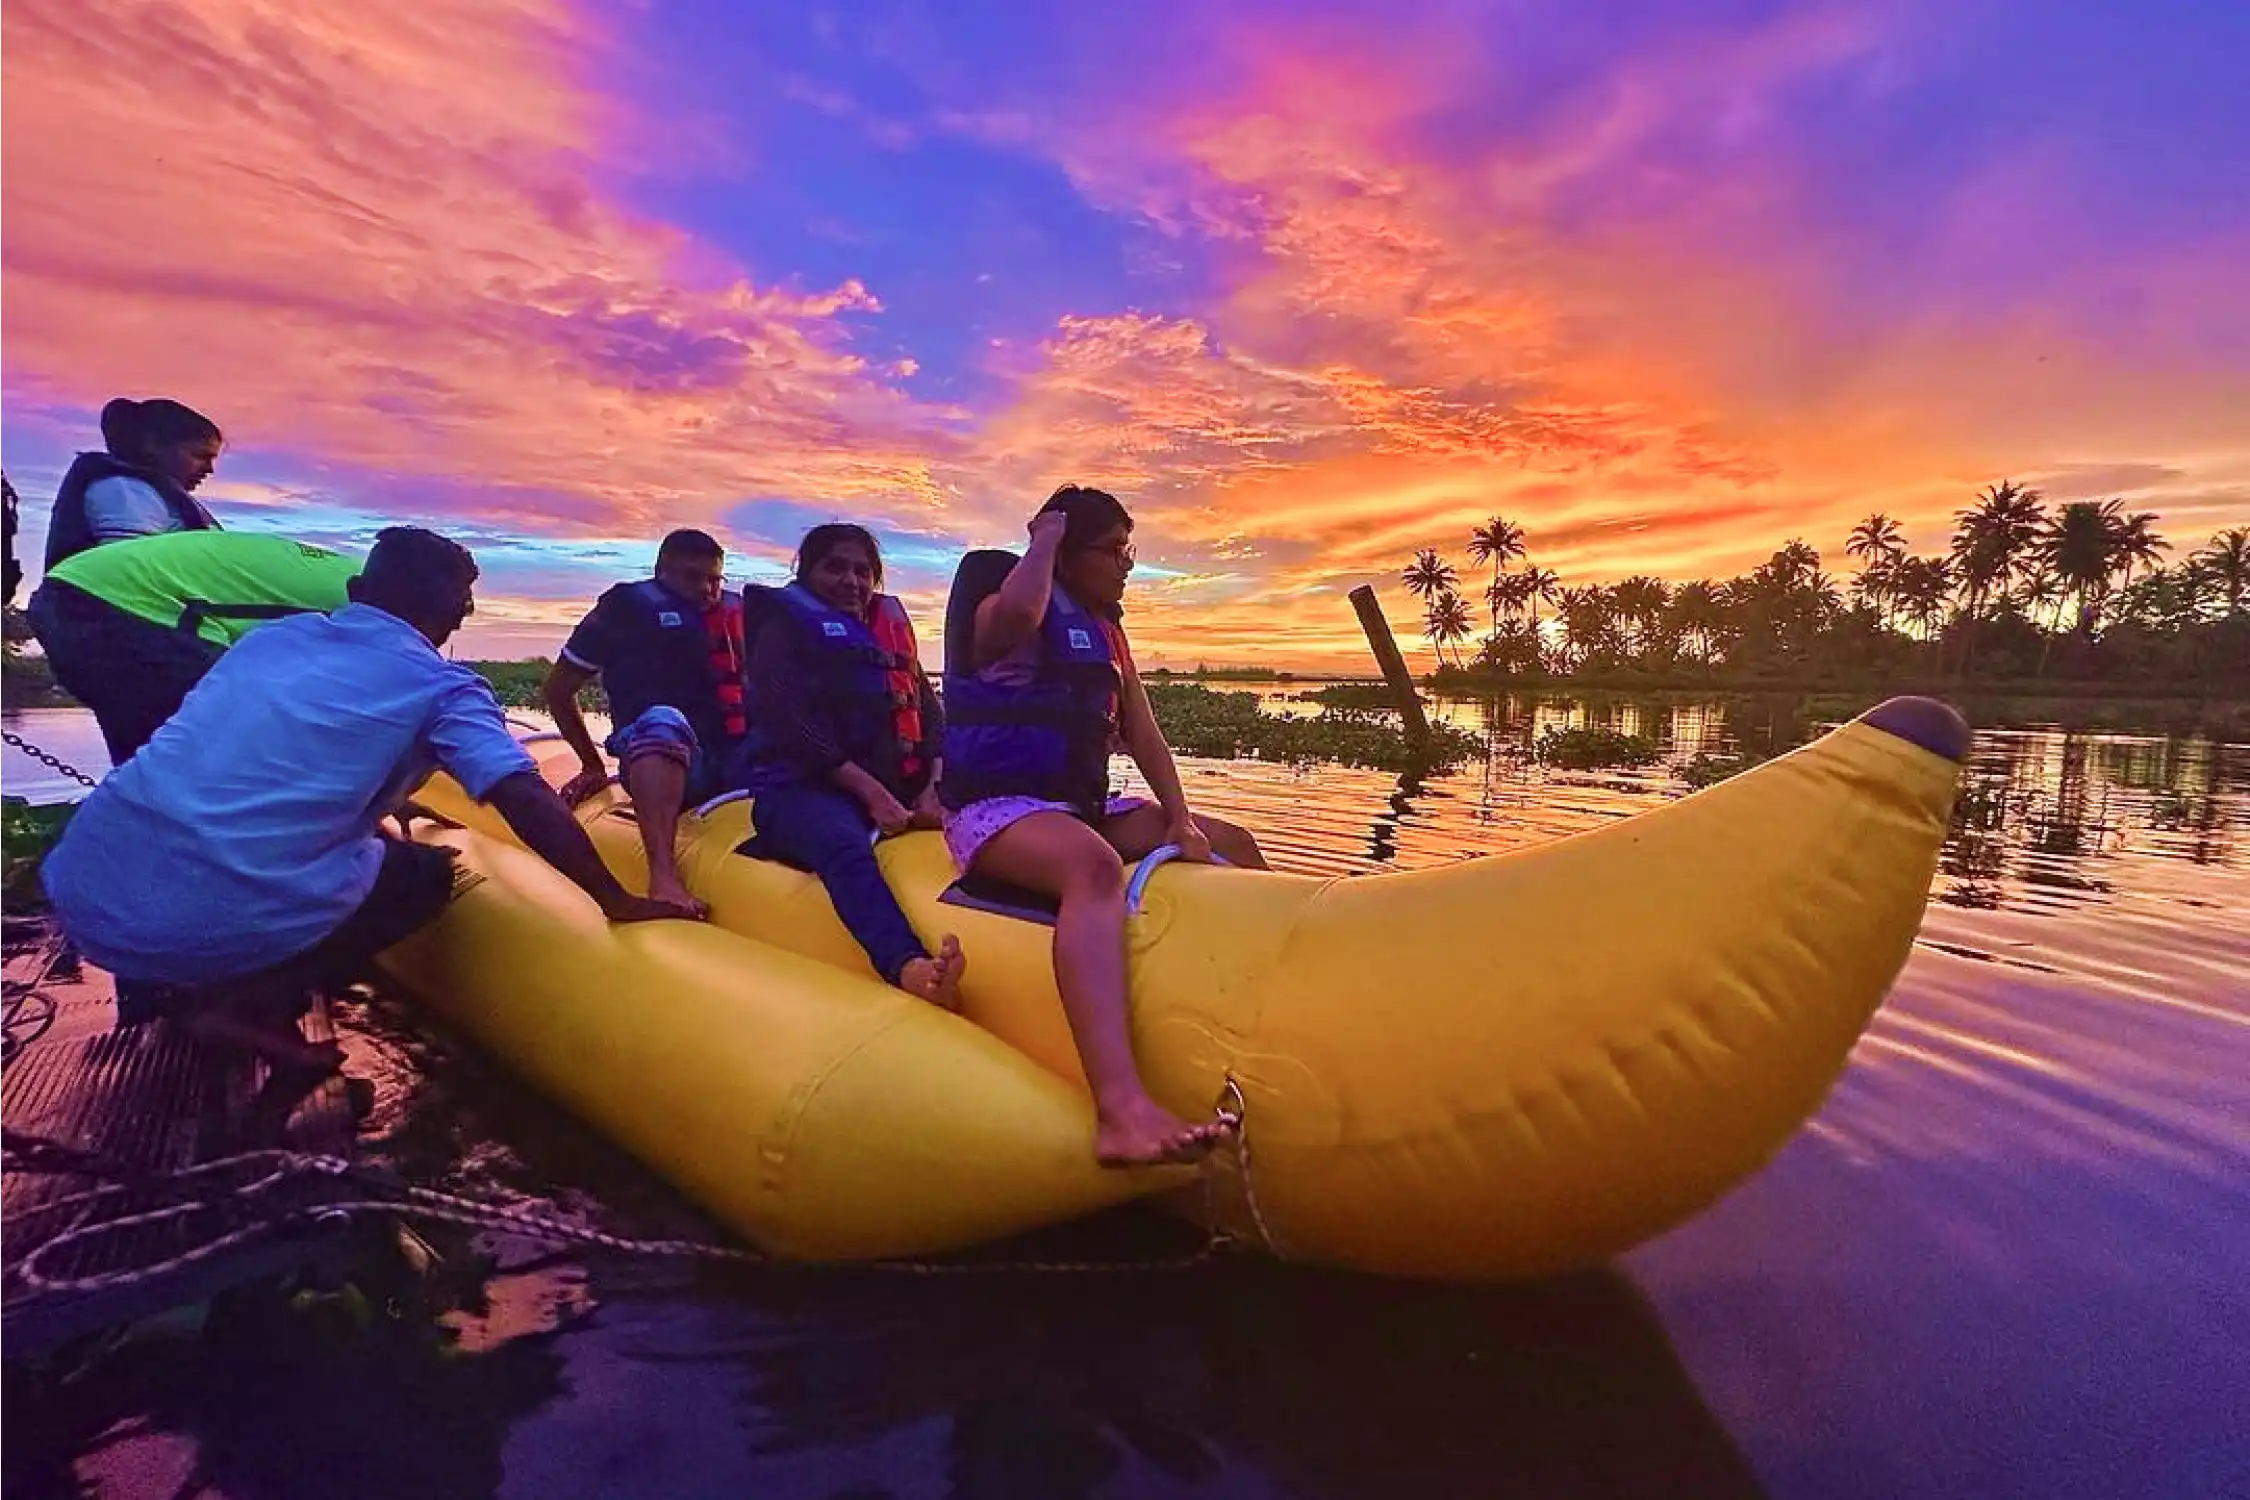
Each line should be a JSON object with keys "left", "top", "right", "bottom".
{"left": 732, "top": 523, "right": 967, "bottom": 1011}
{"left": 939, "top": 484, "right": 1268, "bottom": 1168}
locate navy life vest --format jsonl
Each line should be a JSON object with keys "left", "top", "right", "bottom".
{"left": 595, "top": 578, "right": 746, "bottom": 755}
{"left": 737, "top": 584, "right": 926, "bottom": 794}
{"left": 3, "top": 473, "right": 20, "bottom": 606}
{"left": 937, "top": 549, "right": 1121, "bottom": 818}
{"left": 44, "top": 452, "right": 220, "bottom": 572}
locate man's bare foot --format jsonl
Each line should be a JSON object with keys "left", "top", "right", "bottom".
{"left": 1093, "top": 1094, "right": 1235, "bottom": 1169}
{"left": 646, "top": 872, "right": 710, "bottom": 920}
{"left": 897, "top": 936, "right": 967, "bottom": 1010}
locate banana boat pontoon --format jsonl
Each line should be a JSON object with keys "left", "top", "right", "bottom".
{"left": 381, "top": 695, "right": 1969, "bottom": 1281}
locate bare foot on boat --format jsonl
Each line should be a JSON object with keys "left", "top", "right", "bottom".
{"left": 646, "top": 872, "right": 710, "bottom": 920}
{"left": 1094, "top": 1094, "right": 1234, "bottom": 1169}
{"left": 899, "top": 936, "right": 966, "bottom": 1010}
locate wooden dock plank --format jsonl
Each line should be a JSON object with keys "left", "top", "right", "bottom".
{"left": 3, "top": 917, "right": 370, "bottom": 1360}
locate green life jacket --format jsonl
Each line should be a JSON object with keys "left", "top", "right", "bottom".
{"left": 47, "top": 530, "right": 362, "bottom": 648}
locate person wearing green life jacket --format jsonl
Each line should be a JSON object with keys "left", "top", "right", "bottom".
{"left": 28, "top": 529, "right": 361, "bottom": 765}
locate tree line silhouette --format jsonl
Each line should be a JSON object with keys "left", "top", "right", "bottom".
{"left": 1402, "top": 486, "right": 2250, "bottom": 692}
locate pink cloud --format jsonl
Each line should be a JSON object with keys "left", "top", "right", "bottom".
{"left": 938, "top": 3, "right": 2250, "bottom": 670}
{"left": 0, "top": 0, "right": 953, "bottom": 535}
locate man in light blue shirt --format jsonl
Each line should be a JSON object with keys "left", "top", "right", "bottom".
{"left": 41, "top": 526, "right": 702, "bottom": 1072}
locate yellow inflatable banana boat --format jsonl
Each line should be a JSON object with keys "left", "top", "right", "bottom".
{"left": 395, "top": 696, "right": 1969, "bottom": 1280}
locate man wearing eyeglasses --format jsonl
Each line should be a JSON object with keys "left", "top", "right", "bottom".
{"left": 540, "top": 528, "right": 746, "bottom": 916}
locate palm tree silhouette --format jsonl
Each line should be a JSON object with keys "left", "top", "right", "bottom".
{"left": 1424, "top": 590, "right": 1475, "bottom": 667}
{"left": 1893, "top": 556, "right": 1953, "bottom": 639}
{"left": 1949, "top": 480, "right": 2046, "bottom": 671}
{"left": 1555, "top": 586, "right": 1618, "bottom": 671}
{"left": 1386, "top": 483, "right": 2238, "bottom": 689}
{"left": 2196, "top": 528, "right": 2250, "bottom": 614}
{"left": 1666, "top": 580, "right": 1727, "bottom": 664}
{"left": 1402, "top": 549, "right": 1457, "bottom": 606}
{"left": 2115, "top": 510, "right": 2169, "bottom": 591}
{"left": 2036, "top": 499, "right": 2127, "bottom": 635}
{"left": 1846, "top": 514, "right": 1907, "bottom": 627}
{"left": 1767, "top": 539, "right": 1822, "bottom": 590}
{"left": 1519, "top": 564, "right": 1560, "bottom": 647}
{"left": 1609, "top": 576, "right": 1670, "bottom": 659}
{"left": 1466, "top": 518, "right": 1527, "bottom": 642}
{"left": 1846, "top": 513, "right": 1907, "bottom": 566}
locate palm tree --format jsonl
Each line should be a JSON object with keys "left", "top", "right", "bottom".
{"left": 1476, "top": 617, "right": 1545, "bottom": 675}
{"left": 2016, "top": 565, "right": 2069, "bottom": 632}
{"left": 1948, "top": 480, "right": 2046, "bottom": 670}
{"left": 1770, "top": 539, "right": 1822, "bottom": 587}
{"left": 1465, "top": 518, "right": 1527, "bottom": 641}
{"left": 1402, "top": 549, "right": 1457, "bottom": 605}
{"left": 2195, "top": 528, "right": 2250, "bottom": 615}
{"left": 1609, "top": 575, "right": 1670, "bottom": 660}
{"left": 1893, "top": 556, "right": 1953, "bottom": 639}
{"left": 2036, "top": 499, "right": 2127, "bottom": 635}
{"left": 1846, "top": 514, "right": 1907, "bottom": 627}
{"left": 1850, "top": 561, "right": 1896, "bottom": 625}
{"left": 1424, "top": 590, "right": 1475, "bottom": 667}
{"left": 1519, "top": 564, "right": 1561, "bottom": 639}
{"left": 1666, "top": 580, "right": 1727, "bottom": 664}
{"left": 2115, "top": 510, "right": 2169, "bottom": 591}
{"left": 2117, "top": 563, "right": 2212, "bottom": 634}
{"left": 1487, "top": 570, "right": 1536, "bottom": 622}
{"left": 1951, "top": 481, "right": 2045, "bottom": 608}
{"left": 1554, "top": 586, "right": 1619, "bottom": 671}
{"left": 1846, "top": 513, "right": 1906, "bottom": 564}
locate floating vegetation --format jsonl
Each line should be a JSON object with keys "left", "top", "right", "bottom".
{"left": 1293, "top": 683, "right": 1408, "bottom": 713}
{"left": 1533, "top": 725, "right": 1661, "bottom": 770}
{"left": 1677, "top": 752, "right": 1756, "bottom": 789}
{"left": 1148, "top": 684, "right": 1477, "bottom": 772}
{"left": 3, "top": 797, "right": 75, "bottom": 903}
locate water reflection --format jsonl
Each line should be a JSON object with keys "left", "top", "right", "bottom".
{"left": 1136, "top": 689, "right": 2248, "bottom": 905}
{"left": 3, "top": 1273, "right": 568, "bottom": 1500}
{"left": 719, "top": 1258, "right": 1763, "bottom": 1500}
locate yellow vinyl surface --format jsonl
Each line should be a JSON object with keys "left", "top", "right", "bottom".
{"left": 402, "top": 702, "right": 1965, "bottom": 1278}
{"left": 375, "top": 827, "right": 1167, "bottom": 1262}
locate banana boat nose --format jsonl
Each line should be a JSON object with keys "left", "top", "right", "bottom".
{"left": 1167, "top": 693, "right": 1975, "bottom": 1280}
{"left": 1858, "top": 695, "right": 1972, "bottom": 762}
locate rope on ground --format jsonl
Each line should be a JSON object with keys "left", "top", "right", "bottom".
{"left": 9, "top": 1080, "right": 1270, "bottom": 1295}
{"left": 1214, "top": 1074, "right": 1280, "bottom": 1257}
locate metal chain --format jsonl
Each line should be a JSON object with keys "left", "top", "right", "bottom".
{"left": 2, "top": 730, "right": 100, "bottom": 789}
{"left": 13, "top": 1079, "right": 1265, "bottom": 1295}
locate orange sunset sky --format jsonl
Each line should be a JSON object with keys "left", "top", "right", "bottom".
{"left": 4, "top": 0, "right": 2247, "bottom": 669}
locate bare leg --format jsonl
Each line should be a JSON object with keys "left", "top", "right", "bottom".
{"left": 971, "top": 812, "right": 1231, "bottom": 1167}
{"left": 1102, "top": 804, "right": 1271, "bottom": 871}
{"left": 621, "top": 752, "right": 702, "bottom": 911}
{"left": 898, "top": 935, "right": 967, "bottom": 1010}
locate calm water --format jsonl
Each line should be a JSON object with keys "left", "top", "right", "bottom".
{"left": 5, "top": 692, "right": 2247, "bottom": 1500}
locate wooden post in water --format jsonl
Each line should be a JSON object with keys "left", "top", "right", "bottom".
{"left": 1348, "top": 583, "right": 1432, "bottom": 753}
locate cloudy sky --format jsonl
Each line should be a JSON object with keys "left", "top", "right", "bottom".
{"left": 4, "top": 0, "right": 2245, "bottom": 667}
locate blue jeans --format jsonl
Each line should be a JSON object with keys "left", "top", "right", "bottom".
{"left": 750, "top": 781, "right": 928, "bottom": 985}
{"left": 605, "top": 705, "right": 722, "bottom": 804}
